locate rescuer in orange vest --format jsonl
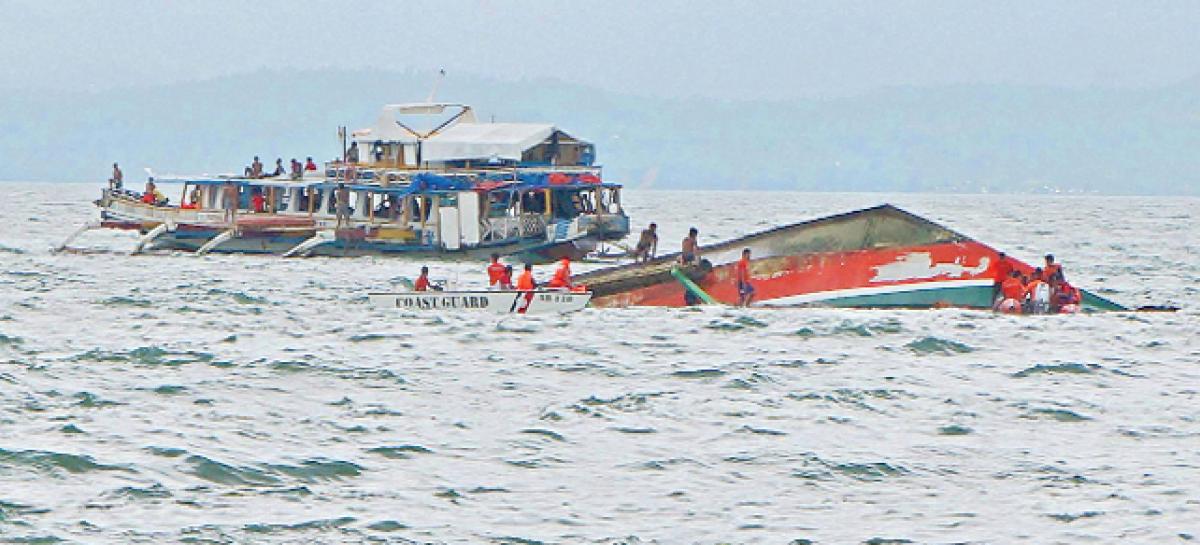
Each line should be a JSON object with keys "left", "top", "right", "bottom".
{"left": 486, "top": 253, "right": 507, "bottom": 289}
{"left": 547, "top": 256, "right": 572, "bottom": 289}
{"left": 516, "top": 263, "right": 536, "bottom": 291}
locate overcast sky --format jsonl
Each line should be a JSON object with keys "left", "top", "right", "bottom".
{"left": 2, "top": 0, "right": 1199, "bottom": 100}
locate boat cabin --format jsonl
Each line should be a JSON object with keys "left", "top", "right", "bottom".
{"left": 350, "top": 103, "right": 595, "bottom": 170}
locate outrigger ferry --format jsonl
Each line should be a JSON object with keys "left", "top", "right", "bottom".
{"left": 61, "top": 103, "right": 629, "bottom": 262}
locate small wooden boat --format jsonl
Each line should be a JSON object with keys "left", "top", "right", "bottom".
{"left": 368, "top": 289, "right": 591, "bottom": 314}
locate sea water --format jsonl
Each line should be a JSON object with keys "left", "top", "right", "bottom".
{"left": 0, "top": 183, "right": 1196, "bottom": 544}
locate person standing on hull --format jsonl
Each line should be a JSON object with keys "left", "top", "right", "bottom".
{"left": 680, "top": 227, "right": 700, "bottom": 265}
{"left": 736, "top": 248, "right": 755, "bottom": 307}
{"left": 250, "top": 156, "right": 264, "bottom": 178}
{"left": 633, "top": 222, "right": 658, "bottom": 262}
{"left": 109, "top": 163, "right": 123, "bottom": 190}
{"left": 486, "top": 253, "right": 507, "bottom": 289}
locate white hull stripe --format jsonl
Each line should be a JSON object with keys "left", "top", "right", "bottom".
{"left": 761, "top": 279, "right": 993, "bottom": 306}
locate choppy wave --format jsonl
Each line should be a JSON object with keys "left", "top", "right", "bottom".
{"left": 0, "top": 186, "right": 1196, "bottom": 543}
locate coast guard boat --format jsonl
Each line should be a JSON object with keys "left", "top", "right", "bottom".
{"left": 62, "top": 103, "right": 629, "bottom": 263}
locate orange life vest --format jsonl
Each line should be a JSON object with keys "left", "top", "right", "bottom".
{"left": 414, "top": 275, "right": 430, "bottom": 292}
{"left": 516, "top": 271, "right": 535, "bottom": 290}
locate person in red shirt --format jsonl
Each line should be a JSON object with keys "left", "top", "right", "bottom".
{"left": 304, "top": 157, "right": 318, "bottom": 171}
{"left": 547, "top": 257, "right": 572, "bottom": 288}
{"left": 251, "top": 190, "right": 266, "bottom": 213}
{"left": 413, "top": 266, "right": 431, "bottom": 291}
{"left": 736, "top": 248, "right": 755, "bottom": 307}
{"left": 516, "top": 263, "right": 536, "bottom": 291}
{"left": 500, "top": 265, "right": 514, "bottom": 290}
{"left": 486, "top": 253, "right": 506, "bottom": 289}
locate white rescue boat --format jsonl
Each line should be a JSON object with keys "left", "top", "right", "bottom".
{"left": 368, "top": 289, "right": 591, "bottom": 314}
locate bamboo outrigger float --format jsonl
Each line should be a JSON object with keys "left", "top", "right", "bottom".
{"left": 578, "top": 205, "right": 1128, "bottom": 311}
{"left": 60, "top": 102, "right": 630, "bottom": 263}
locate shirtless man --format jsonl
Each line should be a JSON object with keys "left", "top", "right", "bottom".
{"left": 680, "top": 227, "right": 699, "bottom": 265}
{"left": 633, "top": 223, "right": 658, "bottom": 262}
{"left": 109, "top": 163, "right": 123, "bottom": 190}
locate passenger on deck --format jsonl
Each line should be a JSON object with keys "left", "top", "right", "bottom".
{"left": 736, "top": 248, "right": 755, "bottom": 307}
{"left": 414, "top": 266, "right": 431, "bottom": 291}
{"left": 1042, "top": 254, "right": 1063, "bottom": 283}
{"left": 305, "top": 157, "right": 318, "bottom": 171}
{"left": 222, "top": 182, "right": 238, "bottom": 223}
{"left": 501, "top": 265, "right": 515, "bottom": 290}
{"left": 182, "top": 186, "right": 202, "bottom": 209}
{"left": 272, "top": 158, "right": 286, "bottom": 177}
{"left": 996, "top": 270, "right": 1026, "bottom": 314}
{"left": 1025, "top": 268, "right": 1050, "bottom": 314}
{"left": 547, "top": 256, "right": 573, "bottom": 289}
{"left": 516, "top": 263, "right": 537, "bottom": 291}
{"left": 251, "top": 190, "right": 266, "bottom": 213}
{"left": 633, "top": 223, "right": 658, "bottom": 262}
{"left": 680, "top": 227, "right": 699, "bottom": 265}
{"left": 335, "top": 183, "right": 350, "bottom": 228}
{"left": 487, "top": 253, "right": 507, "bottom": 289}
{"left": 290, "top": 158, "right": 303, "bottom": 180}
{"left": 109, "top": 163, "right": 123, "bottom": 190}
{"left": 346, "top": 142, "right": 360, "bottom": 164}
{"left": 251, "top": 157, "right": 264, "bottom": 178}
{"left": 141, "top": 181, "right": 165, "bottom": 205}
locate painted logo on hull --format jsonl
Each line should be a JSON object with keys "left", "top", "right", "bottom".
{"left": 394, "top": 295, "right": 491, "bottom": 310}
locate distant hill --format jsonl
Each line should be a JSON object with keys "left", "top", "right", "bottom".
{"left": 1, "top": 69, "right": 1197, "bottom": 194}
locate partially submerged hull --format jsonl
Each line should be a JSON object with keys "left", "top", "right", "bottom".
{"left": 579, "top": 205, "right": 1125, "bottom": 311}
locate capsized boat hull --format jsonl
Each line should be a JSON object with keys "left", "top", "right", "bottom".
{"left": 368, "top": 290, "right": 591, "bottom": 314}
{"left": 579, "top": 205, "right": 1125, "bottom": 311}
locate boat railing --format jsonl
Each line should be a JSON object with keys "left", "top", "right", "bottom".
{"left": 104, "top": 191, "right": 226, "bottom": 224}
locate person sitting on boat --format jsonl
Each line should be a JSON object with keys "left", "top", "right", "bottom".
{"left": 305, "top": 157, "right": 318, "bottom": 171}
{"left": 547, "top": 257, "right": 573, "bottom": 289}
{"left": 736, "top": 248, "right": 755, "bottom": 307}
{"left": 250, "top": 189, "right": 266, "bottom": 213}
{"left": 182, "top": 186, "right": 202, "bottom": 210}
{"left": 633, "top": 223, "right": 658, "bottom": 262}
{"left": 414, "top": 266, "right": 431, "bottom": 292}
{"left": 346, "top": 142, "right": 360, "bottom": 164}
{"left": 1025, "top": 267, "right": 1051, "bottom": 314}
{"left": 271, "top": 158, "right": 286, "bottom": 177}
{"left": 250, "top": 156, "right": 264, "bottom": 178}
{"left": 680, "top": 227, "right": 700, "bottom": 265}
{"left": 109, "top": 162, "right": 123, "bottom": 190}
{"left": 290, "top": 158, "right": 303, "bottom": 180}
{"left": 1051, "top": 272, "right": 1081, "bottom": 313}
{"left": 1042, "top": 254, "right": 1063, "bottom": 283}
{"left": 487, "top": 253, "right": 507, "bottom": 289}
{"left": 501, "top": 265, "right": 515, "bottom": 290}
{"left": 516, "top": 263, "right": 537, "bottom": 291}
{"left": 141, "top": 181, "right": 165, "bottom": 205}
{"left": 996, "top": 270, "right": 1026, "bottom": 314}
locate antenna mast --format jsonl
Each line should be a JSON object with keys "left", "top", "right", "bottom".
{"left": 426, "top": 68, "right": 446, "bottom": 102}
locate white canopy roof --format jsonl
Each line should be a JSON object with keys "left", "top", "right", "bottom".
{"left": 353, "top": 102, "right": 478, "bottom": 142}
{"left": 422, "top": 123, "right": 557, "bottom": 162}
